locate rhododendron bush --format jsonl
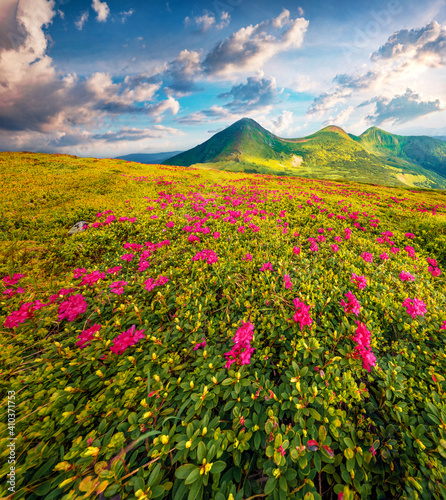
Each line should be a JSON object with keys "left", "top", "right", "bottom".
{"left": 1, "top": 152, "right": 446, "bottom": 500}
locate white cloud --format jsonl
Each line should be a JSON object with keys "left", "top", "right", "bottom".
{"left": 75, "top": 10, "right": 89, "bottom": 30}
{"left": 92, "top": 0, "right": 110, "bottom": 22}
{"left": 184, "top": 11, "right": 230, "bottom": 33}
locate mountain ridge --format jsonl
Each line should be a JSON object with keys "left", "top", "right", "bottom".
{"left": 163, "top": 118, "right": 446, "bottom": 189}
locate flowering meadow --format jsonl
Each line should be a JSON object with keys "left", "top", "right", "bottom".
{"left": 1, "top": 152, "right": 446, "bottom": 500}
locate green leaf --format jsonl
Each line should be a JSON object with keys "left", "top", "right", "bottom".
{"left": 211, "top": 461, "right": 226, "bottom": 474}
{"left": 175, "top": 464, "right": 197, "bottom": 479}
{"left": 147, "top": 463, "right": 161, "bottom": 488}
{"left": 279, "top": 476, "right": 287, "bottom": 491}
{"left": 185, "top": 468, "right": 201, "bottom": 485}
{"left": 197, "top": 441, "right": 206, "bottom": 462}
{"left": 187, "top": 480, "right": 203, "bottom": 500}
{"left": 34, "top": 481, "right": 52, "bottom": 497}
{"left": 264, "top": 477, "right": 278, "bottom": 495}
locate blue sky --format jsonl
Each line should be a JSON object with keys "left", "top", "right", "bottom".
{"left": 0, "top": 0, "right": 445, "bottom": 157}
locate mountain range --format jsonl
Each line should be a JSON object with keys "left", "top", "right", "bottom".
{"left": 163, "top": 118, "right": 446, "bottom": 189}
{"left": 115, "top": 151, "right": 182, "bottom": 164}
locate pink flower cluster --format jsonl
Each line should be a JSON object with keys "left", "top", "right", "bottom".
{"left": 106, "top": 265, "right": 122, "bottom": 275}
{"left": 402, "top": 297, "right": 427, "bottom": 318}
{"left": 4, "top": 300, "right": 47, "bottom": 328}
{"left": 293, "top": 246, "right": 301, "bottom": 255}
{"left": 57, "top": 294, "right": 88, "bottom": 322}
{"left": 283, "top": 274, "right": 292, "bottom": 289}
{"left": 80, "top": 270, "right": 106, "bottom": 286}
{"left": 293, "top": 299, "right": 313, "bottom": 331}
{"left": 224, "top": 321, "right": 256, "bottom": 369}
{"left": 192, "top": 249, "right": 218, "bottom": 265}
{"left": 351, "top": 273, "right": 367, "bottom": 290}
{"left": 76, "top": 323, "right": 101, "bottom": 349}
{"left": 2, "top": 273, "right": 26, "bottom": 286}
{"left": 242, "top": 253, "right": 253, "bottom": 261}
{"left": 427, "top": 259, "right": 441, "bottom": 277}
{"left": 144, "top": 276, "right": 169, "bottom": 292}
{"left": 352, "top": 321, "right": 376, "bottom": 372}
{"left": 3, "top": 287, "right": 25, "bottom": 298}
{"left": 260, "top": 262, "right": 274, "bottom": 272}
{"left": 404, "top": 246, "right": 416, "bottom": 259}
{"left": 110, "top": 281, "right": 128, "bottom": 295}
{"left": 361, "top": 252, "right": 373, "bottom": 263}
{"left": 110, "top": 325, "right": 145, "bottom": 355}
{"left": 340, "top": 292, "right": 361, "bottom": 316}
{"left": 399, "top": 271, "right": 415, "bottom": 282}
{"left": 193, "top": 337, "right": 207, "bottom": 351}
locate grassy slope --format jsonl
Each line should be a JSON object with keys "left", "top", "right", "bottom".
{"left": 164, "top": 120, "right": 446, "bottom": 189}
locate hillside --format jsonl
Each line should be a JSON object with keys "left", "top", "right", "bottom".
{"left": 115, "top": 151, "right": 182, "bottom": 164}
{"left": 1, "top": 151, "right": 446, "bottom": 500}
{"left": 164, "top": 119, "right": 446, "bottom": 189}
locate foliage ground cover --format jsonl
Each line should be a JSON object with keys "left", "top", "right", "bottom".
{"left": 1, "top": 152, "right": 446, "bottom": 500}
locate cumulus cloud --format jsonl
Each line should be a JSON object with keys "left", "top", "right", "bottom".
{"left": 272, "top": 110, "right": 294, "bottom": 133}
{"left": 119, "top": 9, "right": 134, "bottom": 23}
{"left": 91, "top": 125, "right": 182, "bottom": 142}
{"left": 360, "top": 89, "right": 443, "bottom": 125}
{"left": 371, "top": 21, "right": 446, "bottom": 67}
{"left": 92, "top": 0, "right": 110, "bottom": 22}
{"left": 202, "top": 9, "right": 308, "bottom": 77}
{"left": 75, "top": 10, "right": 89, "bottom": 30}
{"left": 184, "top": 11, "right": 230, "bottom": 33}
{"left": 218, "top": 76, "right": 278, "bottom": 112}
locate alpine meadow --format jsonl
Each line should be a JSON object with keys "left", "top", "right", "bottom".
{"left": 1, "top": 1, "right": 446, "bottom": 500}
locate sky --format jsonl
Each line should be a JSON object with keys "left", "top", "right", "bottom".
{"left": 0, "top": 0, "right": 445, "bottom": 158}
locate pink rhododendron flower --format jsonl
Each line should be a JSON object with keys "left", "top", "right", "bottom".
{"left": 73, "top": 268, "right": 88, "bottom": 279}
{"left": 110, "top": 325, "right": 145, "bottom": 355}
{"left": 224, "top": 321, "right": 256, "bottom": 369}
{"left": 144, "top": 276, "right": 169, "bottom": 291}
{"left": 293, "top": 299, "right": 313, "bottom": 331}
{"left": 390, "top": 247, "right": 400, "bottom": 254}
{"left": 76, "top": 323, "right": 101, "bottom": 349}
{"left": 166, "top": 221, "right": 175, "bottom": 228}
{"left": 80, "top": 270, "right": 106, "bottom": 286}
{"left": 404, "top": 245, "right": 416, "bottom": 258}
{"left": 243, "top": 253, "right": 253, "bottom": 261}
{"left": 380, "top": 253, "right": 389, "bottom": 260}
{"left": 237, "top": 226, "right": 245, "bottom": 233}
{"left": 334, "top": 236, "right": 342, "bottom": 242}
{"left": 341, "top": 291, "right": 361, "bottom": 316}
{"left": 317, "top": 235, "right": 325, "bottom": 243}
{"left": 2, "top": 273, "right": 26, "bottom": 286}
{"left": 427, "top": 257, "right": 437, "bottom": 267}
{"left": 138, "top": 261, "right": 151, "bottom": 272}
{"left": 106, "top": 265, "right": 122, "bottom": 275}
{"left": 213, "top": 231, "right": 220, "bottom": 239}
{"left": 428, "top": 266, "right": 441, "bottom": 277}
{"left": 260, "top": 262, "right": 274, "bottom": 272}
{"left": 57, "top": 294, "right": 88, "bottom": 322}
{"left": 400, "top": 271, "right": 415, "bottom": 281}
{"left": 283, "top": 274, "right": 293, "bottom": 289}
{"left": 121, "top": 253, "right": 135, "bottom": 262}
{"left": 370, "top": 445, "right": 377, "bottom": 456}
{"left": 193, "top": 337, "right": 206, "bottom": 351}
{"left": 402, "top": 297, "right": 427, "bottom": 318}
{"left": 351, "top": 273, "right": 367, "bottom": 290}
{"left": 4, "top": 300, "right": 47, "bottom": 328}
{"left": 331, "top": 244, "right": 339, "bottom": 253}
{"left": 293, "top": 246, "right": 301, "bottom": 255}
{"left": 192, "top": 249, "right": 218, "bottom": 264}
{"left": 310, "top": 242, "right": 319, "bottom": 252}
{"left": 405, "top": 233, "right": 415, "bottom": 239}
{"left": 47, "top": 288, "right": 76, "bottom": 305}
{"left": 352, "top": 321, "right": 376, "bottom": 372}
{"left": 361, "top": 252, "right": 373, "bottom": 263}
{"left": 3, "top": 287, "right": 25, "bottom": 298}
{"left": 440, "top": 321, "right": 446, "bottom": 330}
{"left": 110, "top": 281, "right": 128, "bottom": 295}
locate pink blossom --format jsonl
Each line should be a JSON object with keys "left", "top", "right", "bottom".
{"left": 344, "top": 228, "right": 352, "bottom": 240}
{"left": 76, "top": 323, "right": 101, "bottom": 349}
{"left": 106, "top": 265, "right": 122, "bottom": 275}
{"left": 330, "top": 244, "right": 339, "bottom": 253}
{"left": 317, "top": 235, "right": 325, "bottom": 243}
{"left": 224, "top": 322, "right": 256, "bottom": 369}
{"left": 402, "top": 297, "right": 427, "bottom": 318}
{"left": 243, "top": 253, "right": 253, "bottom": 261}
{"left": 138, "top": 261, "right": 150, "bottom": 272}
{"left": 340, "top": 291, "right": 361, "bottom": 316}
{"left": 110, "top": 280, "right": 128, "bottom": 295}
{"left": 192, "top": 249, "right": 218, "bottom": 265}
{"left": 352, "top": 321, "right": 376, "bottom": 372}
{"left": 110, "top": 325, "right": 145, "bottom": 355}
{"left": 237, "top": 226, "right": 245, "bottom": 233}
{"left": 2, "top": 273, "right": 26, "bottom": 286}
{"left": 293, "top": 246, "right": 301, "bottom": 255}
{"left": 260, "top": 262, "right": 274, "bottom": 272}
{"left": 166, "top": 221, "right": 175, "bottom": 228}
{"left": 4, "top": 300, "right": 47, "bottom": 328}
{"left": 405, "top": 233, "right": 415, "bottom": 239}
{"left": 213, "top": 231, "right": 220, "bottom": 239}
{"left": 310, "top": 242, "right": 319, "bottom": 252}
{"left": 144, "top": 275, "right": 170, "bottom": 291}
{"left": 293, "top": 299, "right": 313, "bottom": 331}
{"left": 283, "top": 274, "right": 293, "bottom": 289}
{"left": 370, "top": 445, "right": 377, "bottom": 456}
{"left": 188, "top": 234, "right": 201, "bottom": 243}
{"left": 334, "top": 236, "right": 342, "bottom": 243}
{"left": 47, "top": 288, "right": 76, "bottom": 305}
{"left": 380, "top": 253, "right": 389, "bottom": 260}
{"left": 3, "top": 287, "right": 25, "bottom": 298}
{"left": 440, "top": 321, "right": 446, "bottom": 330}
{"left": 390, "top": 247, "right": 400, "bottom": 254}
{"left": 121, "top": 253, "right": 135, "bottom": 262}
{"left": 57, "top": 294, "right": 88, "bottom": 322}
{"left": 428, "top": 266, "right": 441, "bottom": 277}
{"left": 193, "top": 337, "right": 207, "bottom": 351}
{"left": 361, "top": 252, "right": 373, "bottom": 263}
{"left": 427, "top": 257, "right": 438, "bottom": 267}
{"left": 404, "top": 245, "right": 416, "bottom": 259}
{"left": 80, "top": 270, "right": 106, "bottom": 286}
{"left": 73, "top": 268, "right": 88, "bottom": 279}
{"left": 351, "top": 273, "right": 367, "bottom": 290}
{"left": 400, "top": 271, "right": 415, "bottom": 281}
